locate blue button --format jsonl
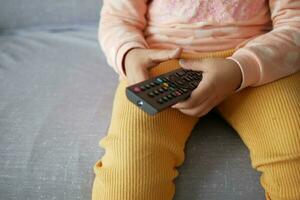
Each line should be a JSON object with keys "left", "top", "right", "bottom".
{"left": 156, "top": 78, "right": 163, "bottom": 83}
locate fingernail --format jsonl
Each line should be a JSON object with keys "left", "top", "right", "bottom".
{"left": 179, "top": 59, "right": 186, "bottom": 66}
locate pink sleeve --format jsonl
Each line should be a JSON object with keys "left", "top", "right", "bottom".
{"left": 228, "top": 0, "right": 300, "bottom": 90}
{"left": 99, "top": 0, "right": 149, "bottom": 78}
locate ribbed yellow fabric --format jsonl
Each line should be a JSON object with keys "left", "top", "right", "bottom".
{"left": 218, "top": 71, "right": 300, "bottom": 200}
{"left": 92, "top": 49, "right": 300, "bottom": 200}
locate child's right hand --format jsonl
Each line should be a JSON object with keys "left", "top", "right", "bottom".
{"left": 124, "top": 47, "right": 182, "bottom": 85}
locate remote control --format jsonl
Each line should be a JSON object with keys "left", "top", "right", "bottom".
{"left": 126, "top": 68, "right": 202, "bottom": 115}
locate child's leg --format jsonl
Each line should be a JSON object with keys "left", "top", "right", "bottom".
{"left": 92, "top": 60, "right": 199, "bottom": 200}
{"left": 217, "top": 72, "right": 300, "bottom": 200}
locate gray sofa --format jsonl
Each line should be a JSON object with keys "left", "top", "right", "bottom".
{"left": 0, "top": 1, "right": 264, "bottom": 199}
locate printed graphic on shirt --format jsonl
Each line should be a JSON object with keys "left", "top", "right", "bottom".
{"left": 148, "top": 0, "right": 265, "bottom": 23}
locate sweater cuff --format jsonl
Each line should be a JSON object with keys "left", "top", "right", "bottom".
{"left": 116, "top": 42, "right": 147, "bottom": 79}
{"left": 227, "top": 49, "right": 261, "bottom": 91}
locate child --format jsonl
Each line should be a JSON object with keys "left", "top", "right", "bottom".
{"left": 93, "top": 0, "right": 300, "bottom": 199}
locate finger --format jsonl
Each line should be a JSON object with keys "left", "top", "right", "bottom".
{"left": 172, "top": 79, "right": 210, "bottom": 109}
{"left": 134, "top": 69, "right": 149, "bottom": 83}
{"left": 127, "top": 69, "right": 149, "bottom": 85}
{"left": 178, "top": 96, "right": 215, "bottom": 117}
{"left": 148, "top": 47, "right": 182, "bottom": 63}
{"left": 198, "top": 103, "right": 214, "bottom": 117}
{"left": 195, "top": 96, "right": 217, "bottom": 117}
{"left": 179, "top": 59, "right": 205, "bottom": 72}
{"left": 179, "top": 105, "right": 212, "bottom": 118}
{"left": 172, "top": 94, "right": 209, "bottom": 110}
{"left": 179, "top": 96, "right": 211, "bottom": 115}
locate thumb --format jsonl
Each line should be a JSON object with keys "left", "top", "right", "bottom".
{"left": 148, "top": 48, "right": 182, "bottom": 62}
{"left": 179, "top": 59, "right": 204, "bottom": 71}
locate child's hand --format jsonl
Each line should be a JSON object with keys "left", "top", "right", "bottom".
{"left": 124, "top": 47, "right": 182, "bottom": 85}
{"left": 172, "top": 58, "right": 242, "bottom": 117}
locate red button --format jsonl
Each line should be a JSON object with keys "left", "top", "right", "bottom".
{"left": 175, "top": 91, "right": 181, "bottom": 96}
{"left": 133, "top": 87, "right": 141, "bottom": 93}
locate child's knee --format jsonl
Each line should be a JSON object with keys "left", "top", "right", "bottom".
{"left": 257, "top": 159, "right": 300, "bottom": 200}
{"left": 93, "top": 137, "right": 179, "bottom": 200}
{"left": 250, "top": 133, "right": 300, "bottom": 200}
{"left": 99, "top": 130, "right": 184, "bottom": 169}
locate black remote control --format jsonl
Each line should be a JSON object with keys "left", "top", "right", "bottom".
{"left": 126, "top": 68, "right": 202, "bottom": 115}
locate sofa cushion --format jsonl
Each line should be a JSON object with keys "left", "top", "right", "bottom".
{"left": 0, "top": 26, "right": 264, "bottom": 199}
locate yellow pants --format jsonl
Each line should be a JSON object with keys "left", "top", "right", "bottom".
{"left": 92, "top": 49, "right": 300, "bottom": 200}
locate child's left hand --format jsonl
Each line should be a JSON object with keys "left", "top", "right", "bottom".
{"left": 172, "top": 58, "right": 242, "bottom": 117}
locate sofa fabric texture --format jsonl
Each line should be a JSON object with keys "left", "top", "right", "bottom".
{"left": 0, "top": 1, "right": 264, "bottom": 199}
{"left": 0, "top": 0, "right": 101, "bottom": 30}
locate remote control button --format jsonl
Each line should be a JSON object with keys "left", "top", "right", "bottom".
{"left": 154, "top": 80, "right": 160, "bottom": 85}
{"left": 192, "top": 75, "right": 199, "bottom": 80}
{"left": 190, "top": 76, "right": 196, "bottom": 81}
{"left": 175, "top": 80, "right": 184, "bottom": 85}
{"left": 195, "top": 75, "right": 202, "bottom": 81}
{"left": 157, "top": 98, "right": 164, "bottom": 104}
{"left": 195, "top": 79, "right": 201, "bottom": 84}
{"left": 180, "top": 84, "right": 190, "bottom": 89}
{"left": 163, "top": 96, "right": 169, "bottom": 101}
{"left": 167, "top": 94, "right": 173, "bottom": 99}
{"left": 183, "top": 77, "right": 191, "bottom": 82}
{"left": 145, "top": 84, "right": 151, "bottom": 89}
{"left": 162, "top": 77, "right": 168, "bottom": 82}
{"left": 154, "top": 90, "right": 160, "bottom": 95}
{"left": 140, "top": 86, "right": 146, "bottom": 91}
{"left": 176, "top": 71, "right": 185, "bottom": 76}
{"left": 169, "top": 75, "right": 178, "bottom": 81}
{"left": 177, "top": 89, "right": 184, "bottom": 93}
{"left": 169, "top": 87, "right": 176, "bottom": 91}
{"left": 162, "top": 86, "right": 168, "bottom": 91}
{"left": 171, "top": 92, "right": 177, "bottom": 97}
{"left": 182, "top": 88, "right": 188, "bottom": 93}
{"left": 158, "top": 88, "right": 164, "bottom": 93}
{"left": 156, "top": 78, "right": 164, "bottom": 83}
{"left": 162, "top": 82, "right": 169, "bottom": 87}
{"left": 150, "top": 82, "right": 156, "bottom": 87}
{"left": 133, "top": 87, "right": 141, "bottom": 93}
{"left": 169, "top": 83, "right": 177, "bottom": 88}
{"left": 187, "top": 75, "right": 193, "bottom": 80}
{"left": 148, "top": 92, "right": 155, "bottom": 97}
{"left": 189, "top": 82, "right": 197, "bottom": 89}
{"left": 175, "top": 91, "right": 182, "bottom": 96}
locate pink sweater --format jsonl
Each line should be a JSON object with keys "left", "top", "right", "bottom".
{"left": 99, "top": 0, "right": 300, "bottom": 90}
